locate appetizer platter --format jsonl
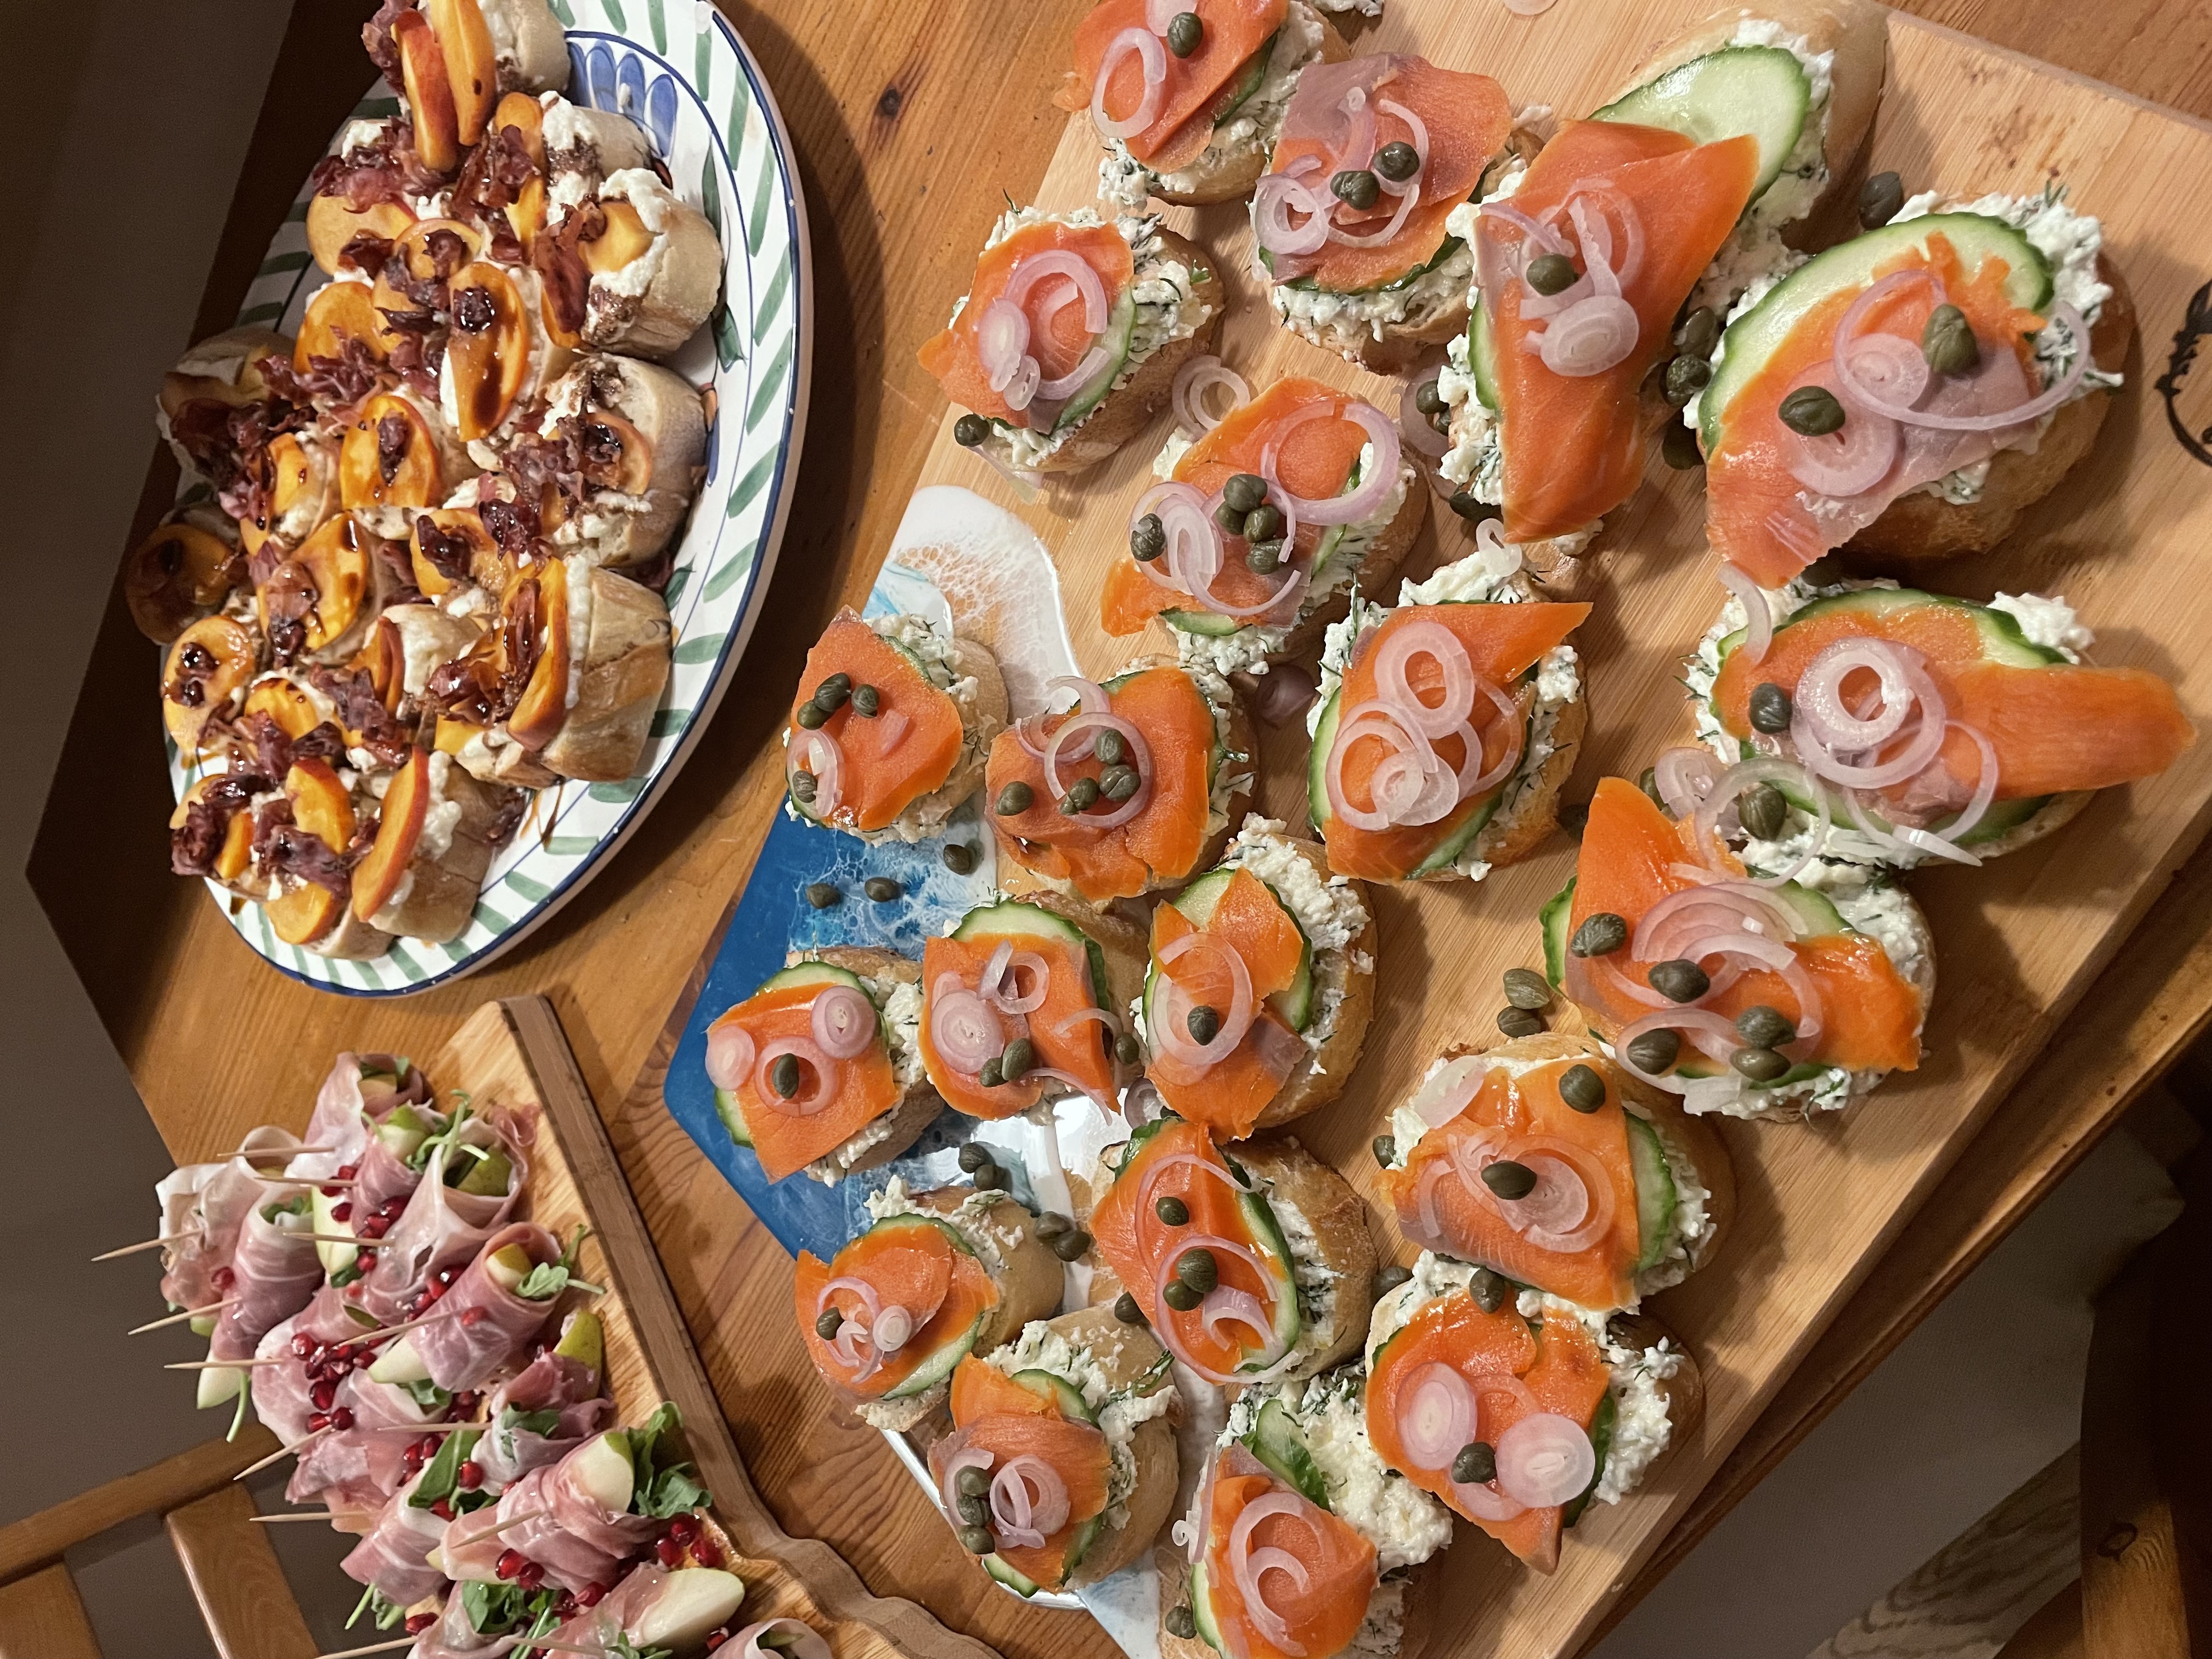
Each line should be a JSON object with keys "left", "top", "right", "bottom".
{"left": 136, "top": 0, "right": 810, "bottom": 995}
{"left": 106, "top": 998, "right": 984, "bottom": 1659}
{"left": 638, "top": 2, "right": 2212, "bottom": 1657}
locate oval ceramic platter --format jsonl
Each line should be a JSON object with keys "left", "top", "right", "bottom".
{"left": 165, "top": 0, "right": 811, "bottom": 995}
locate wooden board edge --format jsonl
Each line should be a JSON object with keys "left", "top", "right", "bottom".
{"left": 1885, "top": 5, "right": 2212, "bottom": 136}
{"left": 497, "top": 994, "right": 1005, "bottom": 1659}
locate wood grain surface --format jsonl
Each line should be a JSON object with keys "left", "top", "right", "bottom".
{"left": 166, "top": 1485, "right": 319, "bottom": 1659}
{"left": 0, "top": 1428, "right": 283, "bottom": 1583}
{"left": 25, "top": 1, "right": 2212, "bottom": 1656}
{"left": 0, "top": 1565, "right": 101, "bottom": 1659}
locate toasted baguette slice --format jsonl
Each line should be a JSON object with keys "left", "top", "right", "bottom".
{"left": 541, "top": 355, "right": 708, "bottom": 571}
{"left": 361, "top": 757, "right": 512, "bottom": 942}
{"left": 480, "top": 0, "right": 569, "bottom": 93}
{"left": 581, "top": 169, "right": 725, "bottom": 360}
{"left": 1233, "top": 1135, "right": 1376, "bottom": 1373}
{"left": 538, "top": 561, "right": 672, "bottom": 782}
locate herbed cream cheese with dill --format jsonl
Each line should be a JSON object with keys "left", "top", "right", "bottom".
{"left": 864, "top": 1176, "right": 1030, "bottom": 1277}
{"left": 1220, "top": 815, "right": 1369, "bottom": 1064}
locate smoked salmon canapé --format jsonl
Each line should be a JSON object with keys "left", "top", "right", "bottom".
{"left": 786, "top": 608, "right": 1008, "bottom": 843}
{"left": 1542, "top": 776, "right": 1935, "bottom": 1120}
{"left": 1103, "top": 376, "right": 1426, "bottom": 676}
{"left": 1139, "top": 819, "right": 1376, "bottom": 1136}
{"left": 930, "top": 1306, "right": 1180, "bottom": 1596}
{"left": 1689, "top": 188, "right": 2134, "bottom": 584}
{"left": 704, "top": 949, "right": 943, "bottom": 1186}
{"left": 795, "top": 1177, "right": 1063, "bottom": 1432}
{"left": 1088, "top": 1116, "right": 1376, "bottom": 1386}
{"left": 923, "top": 206, "right": 1224, "bottom": 480}
{"left": 1683, "top": 578, "right": 2193, "bottom": 873}
{"left": 1060, "top": 0, "right": 1356, "bottom": 210}
{"left": 1161, "top": 1367, "right": 1454, "bottom": 1659}
{"left": 1374, "top": 1035, "right": 1733, "bottom": 1316}
{"left": 1251, "top": 55, "right": 1514, "bottom": 371}
{"left": 921, "top": 895, "right": 1150, "bottom": 1120}
{"left": 1436, "top": 117, "right": 1763, "bottom": 560}
{"left": 986, "top": 661, "right": 1254, "bottom": 903}
{"left": 1364, "top": 1254, "right": 1702, "bottom": 1575}
{"left": 1307, "top": 549, "right": 1591, "bottom": 884}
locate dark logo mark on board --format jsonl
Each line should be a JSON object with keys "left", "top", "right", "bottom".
{"left": 2154, "top": 280, "right": 2212, "bottom": 468}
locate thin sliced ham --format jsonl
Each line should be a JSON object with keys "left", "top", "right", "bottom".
{"left": 440, "top": 1458, "right": 633, "bottom": 1594}
{"left": 411, "top": 1222, "right": 566, "bottom": 1391}
{"left": 355, "top": 1135, "right": 426, "bottom": 1212}
{"left": 297, "top": 1421, "right": 419, "bottom": 1532}
{"left": 251, "top": 1316, "right": 319, "bottom": 1447}
{"left": 286, "top": 1052, "right": 434, "bottom": 1181}
{"left": 476, "top": 1337, "right": 612, "bottom": 1487}
{"left": 359, "top": 1115, "right": 528, "bottom": 1325}
{"left": 156, "top": 1128, "right": 296, "bottom": 1311}
{"left": 211, "top": 1202, "right": 323, "bottom": 1363}
{"left": 405, "top": 1593, "right": 524, "bottom": 1659}
{"left": 341, "top": 1473, "right": 449, "bottom": 1603}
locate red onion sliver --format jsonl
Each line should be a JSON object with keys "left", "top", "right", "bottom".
{"left": 705, "top": 1022, "right": 755, "bottom": 1092}
{"left": 1091, "top": 27, "right": 1166, "bottom": 141}
{"left": 1494, "top": 1412, "right": 1595, "bottom": 1506}
{"left": 983, "top": 949, "right": 1049, "bottom": 1018}
{"left": 1172, "top": 355, "right": 1251, "bottom": 436}
{"left": 1398, "top": 1362, "right": 1474, "bottom": 1466}
{"left": 1227, "top": 1492, "right": 1316, "bottom": 1653}
{"left": 1004, "top": 251, "right": 1110, "bottom": 335}
{"left": 1152, "top": 934, "right": 1257, "bottom": 1069}
{"left": 1376, "top": 98, "right": 1429, "bottom": 197}
{"left": 1500, "top": 0, "right": 1561, "bottom": 15}
{"left": 1835, "top": 273, "right": 2091, "bottom": 432}
{"left": 1254, "top": 168, "right": 1333, "bottom": 258}
{"left": 754, "top": 1038, "right": 836, "bottom": 1115}
{"left": 1263, "top": 399, "right": 1402, "bottom": 526}
{"left": 1199, "top": 1285, "right": 1277, "bottom": 1350}
{"left": 1779, "top": 363, "right": 1899, "bottom": 496}
{"left": 809, "top": 985, "right": 878, "bottom": 1059}
{"left": 929, "top": 979, "right": 1007, "bottom": 1076}
{"left": 1715, "top": 563, "right": 1774, "bottom": 667}
{"left": 991, "top": 1455, "right": 1069, "bottom": 1549}
{"left": 1652, "top": 747, "right": 1719, "bottom": 819}
{"left": 787, "top": 729, "right": 844, "bottom": 817}
{"left": 816, "top": 1274, "right": 882, "bottom": 1324}
{"left": 1374, "top": 619, "right": 1477, "bottom": 737}
{"left": 1497, "top": 1140, "right": 1614, "bottom": 1252}
{"left": 1479, "top": 199, "right": 1571, "bottom": 257}
{"left": 1052, "top": 1005, "right": 1119, "bottom": 1041}
{"left": 1538, "top": 294, "right": 1640, "bottom": 376}
{"left": 977, "top": 298, "right": 1029, "bottom": 396}
{"left": 1612, "top": 1008, "right": 1743, "bottom": 1094}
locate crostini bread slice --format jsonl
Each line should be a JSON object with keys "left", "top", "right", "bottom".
{"left": 478, "top": 0, "right": 569, "bottom": 94}
{"left": 576, "top": 170, "right": 725, "bottom": 360}
{"left": 1233, "top": 1134, "right": 1376, "bottom": 1374}
{"left": 156, "top": 327, "right": 292, "bottom": 469}
{"left": 1276, "top": 472, "right": 1427, "bottom": 663}
{"left": 537, "top": 560, "right": 673, "bottom": 782}
{"left": 541, "top": 354, "right": 708, "bottom": 570}
{"left": 1240, "top": 836, "right": 1376, "bottom": 1134}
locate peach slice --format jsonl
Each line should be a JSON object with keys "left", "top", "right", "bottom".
{"left": 428, "top": 0, "right": 499, "bottom": 146}
{"left": 408, "top": 506, "right": 501, "bottom": 597}
{"left": 358, "top": 616, "right": 407, "bottom": 713}
{"left": 261, "top": 516, "right": 372, "bottom": 658}
{"left": 580, "top": 201, "right": 656, "bottom": 276}
{"left": 239, "top": 432, "right": 338, "bottom": 560}
{"left": 307, "top": 195, "right": 416, "bottom": 278}
{"left": 265, "top": 759, "right": 356, "bottom": 944}
{"left": 168, "top": 778, "right": 257, "bottom": 884}
{"left": 351, "top": 748, "right": 430, "bottom": 922}
{"left": 445, "top": 264, "right": 531, "bottom": 442}
{"left": 126, "top": 520, "right": 240, "bottom": 644}
{"left": 340, "top": 393, "right": 443, "bottom": 511}
{"left": 394, "top": 11, "right": 461, "bottom": 174}
{"left": 581, "top": 410, "right": 654, "bottom": 495}
{"left": 493, "top": 92, "right": 547, "bottom": 162}
{"left": 163, "top": 615, "right": 258, "bottom": 752}
{"left": 241, "top": 677, "right": 323, "bottom": 741}
{"left": 268, "top": 882, "right": 342, "bottom": 944}
{"left": 297, "top": 281, "right": 394, "bottom": 370}
{"left": 397, "top": 217, "right": 486, "bottom": 283}
{"left": 435, "top": 716, "right": 487, "bottom": 759}
{"left": 504, "top": 558, "right": 571, "bottom": 750}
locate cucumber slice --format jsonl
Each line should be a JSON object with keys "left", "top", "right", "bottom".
{"left": 1560, "top": 1391, "right": 1613, "bottom": 1528}
{"left": 1274, "top": 233, "right": 1468, "bottom": 296}
{"left": 1188, "top": 1561, "right": 1225, "bottom": 1652}
{"left": 1213, "top": 34, "right": 1276, "bottom": 127}
{"left": 1467, "top": 300, "right": 1500, "bottom": 413}
{"left": 1539, "top": 878, "right": 1576, "bottom": 989}
{"left": 1055, "top": 288, "right": 1137, "bottom": 434}
{"left": 1767, "top": 881, "right": 1849, "bottom": 938}
{"left": 953, "top": 900, "right": 1113, "bottom": 1012}
{"left": 983, "top": 1553, "right": 1042, "bottom": 1598}
{"left": 1246, "top": 1398, "right": 1330, "bottom": 1509}
{"left": 714, "top": 1087, "right": 752, "bottom": 1147}
{"left": 984, "top": 1516, "right": 1103, "bottom": 1596}
{"left": 1150, "top": 867, "right": 1315, "bottom": 1032}
{"left": 1593, "top": 46, "right": 1811, "bottom": 205}
{"left": 1624, "top": 1113, "right": 1679, "bottom": 1277}
{"left": 1235, "top": 1187, "right": 1305, "bottom": 1365}
{"left": 1165, "top": 606, "right": 1244, "bottom": 638}
{"left": 1702, "top": 214, "right": 2054, "bottom": 448}
{"left": 1012, "top": 1368, "right": 1098, "bottom": 1425}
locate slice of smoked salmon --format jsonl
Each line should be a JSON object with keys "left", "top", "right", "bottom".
{"left": 1101, "top": 377, "right": 1376, "bottom": 637}
{"left": 1060, "top": 0, "right": 1289, "bottom": 170}
{"left": 1709, "top": 596, "right": 2192, "bottom": 805}
{"left": 1321, "top": 600, "right": 1591, "bottom": 880}
{"left": 1376, "top": 1058, "right": 1644, "bottom": 1311}
{"left": 986, "top": 666, "right": 1218, "bottom": 902}
{"left": 794, "top": 1216, "right": 997, "bottom": 1400}
{"left": 1707, "top": 234, "right": 2053, "bottom": 586}
{"left": 1365, "top": 1284, "right": 1609, "bottom": 1572}
{"left": 1147, "top": 871, "right": 1306, "bottom": 1137}
{"left": 920, "top": 933, "right": 1117, "bottom": 1119}
{"left": 790, "top": 611, "right": 966, "bottom": 834}
{"left": 917, "top": 219, "right": 1135, "bottom": 423}
{"left": 935, "top": 1355, "right": 1113, "bottom": 1589}
{"left": 712, "top": 979, "right": 904, "bottom": 1181}
{"left": 1480, "top": 121, "right": 1761, "bottom": 543}
{"left": 1201, "top": 1443, "right": 1377, "bottom": 1659}
{"left": 1565, "top": 779, "right": 1922, "bottom": 1073}
{"left": 1089, "top": 1118, "right": 1293, "bottom": 1379}
{"left": 1267, "top": 58, "right": 1512, "bottom": 291}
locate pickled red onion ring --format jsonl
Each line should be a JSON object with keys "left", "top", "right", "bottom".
{"left": 809, "top": 985, "right": 878, "bottom": 1059}
{"left": 1779, "top": 363, "right": 1899, "bottom": 497}
{"left": 1254, "top": 168, "right": 1332, "bottom": 258}
{"left": 787, "top": 729, "right": 844, "bottom": 816}
{"left": 874, "top": 709, "right": 911, "bottom": 755}
{"left": 1612, "top": 1008, "right": 1743, "bottom": 1093}
{"left": 1494, "top": 1413, "right": 1596, "bottom": 1506}
{"left": 1003, "top": 250, "right": 1109, "bottom": 335}
{"left": 1374, "top": 619, "right": 1476, "bottom": 737}
{"left": 1538, "top": 295, "right": 1640, "bottom": 376}
{"left": 976, "top": 299, "right": 1029, "bottom": 396}
{"left": 1261, "top": 400, "right": 1402, "bottom": 526}
{"left": 1199, "top": 1285, "right": 1277, "bottom": 1349}
{"left": 1172, "top": 355, "right": 1251, "bottom": 435}
{"left": 1833, "top": 272, "right": 2091, "bottom": 431}
{"left": 1496, "top": 1137, "right": 1617, "bottom": 1252}
{"left": 1652, "top": 747, "right": 1719, "bottom": 819}
{"left": 1716, "top": 563, "right": 1774, "bottom": 667}
{"left": 990, "top": 1455, "right": 1069, "bottom": 1549}
{"left": 1477, "top": 199, "right": 1571, "bottom": 257}
{"left": 1153, "top": 933, "right": 1256, "bottom": 1069}
{"left": 754, "top": 1038, "right": 834, "bottom": 1115}
{"left": 929, "top": 978, "right": 1006, "bottom": 1075}
{"left": 1228, "top": 1493, "right": 1316, "bottom": 1654}
{"left": 1091, "top": 27, "right": 1165, "bottom": 141}
{"left": 1375, "top": 98, "right": 1429, "bottom": 199}
{"left": 1685, "top": 755, "right": 1832, "bottom": 887}
{"left": 815, "top": 1276, "right": 881, "bottom": 1324}
{"left": 1397, "top": 1362, "right": 1473, "bottom": 1466}
{"left": 704, "top": 1022, "right": 755, "bottom": 1092}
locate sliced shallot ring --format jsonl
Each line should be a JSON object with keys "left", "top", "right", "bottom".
{"left": 1834, "top": 273, "right": 2091, "bottom": 431}
{"left": 1153, "top": 933, "right": 1257, "bottom": 1069}
{"left": 1254, "top": 168, "right": 1332, "bottom": 258}
{"left": 1373, "top": 619, "right": 1477, "bottom": 737}
{"left": 1172, "top": 355, "right": 1251, "bottom": 435}
{"left": 1478, "top": 199, "right": 1571, "bottom": 257}
{"left": 1612, "top": 1008, "right": 1743, "bottom": 1093}
{"left": 1537, "top": 294, "right": 1640, "bottom": 377}
{"left": 1003, "top": 251, "right": 1110, "bottom": 336}
{"left": 704, "top": 1022, "right": 756, "bottom": 1092}
{"left": 809, "top": 985, "right": 878, "bottom": 1059}
{"left": 929, "top": 980, "right": 1007, "bottom": 1075}
{"left": 1262, "top": 400, "right": 1403, "bottom": 526}
{"left": 1396, "top": 1362, "right": 1474, "bottom": 1466}
{"left": 1494, "top": 1412, "right": 1596, "bottom": 1506}
{"left": 1090, "top": 27, "right": 1166, "bottom": 141}
{"left": 1495, "top": 1137, "right": 1616, "bottom": 1252}
{"left": 754, "top": 1038, "right": 836, "bottom": 1115}
{"left": 1716, "top": 563, "right": 1774, "bottom": 667}
{"left": 875, "top": 709, "right": 911, "bottom": 755}
{"left": 1227, "top": 1493, "right": 1315, "bottom": 1654}
{"left": 787, "top": 729, "right": 844, "bottom": 817}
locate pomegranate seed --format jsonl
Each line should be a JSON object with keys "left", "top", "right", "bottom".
{"left": 457, "top": 1460, "right": 483, "bottom": 1490}
{"left": 692, "top": 1534, "right": 723, "bottom": 1568}
{"left": 517, "top": 1563, "right": 545, "bottom": 1590}
{"left": 435, "top": 1267, "right": 455, "bottom": 1286}
{"left": 432, "top": 1498, "right": 455, "bottom": 1521}
{"left": 405, "top": 1613, "right": 436, "bottom": 1634}
{"left": 356, "top": 1250, "right": 378, "bottom": 1269}
{"left": 307, "top": 1412, "right": 331, "bottom": 1433}
{"left": 578, "top": 1584, "right": 608, "bottom": 1608}
{"left": 403, "top": 1445, "right": 425, "bottom": 1473}
{"left": 707, "top": 1634, "right": 729, "bottom": 1651}
{"left": 290, "top": 1333, "right": 314, "bottom": 1358}
{"left": 311, "top": 1379, "right": 337, "bottom": 1410}
{"left": 337, "top": 1163, "right": 358, "bottom": 1180}
{"left": 421, "top": 1281, "right": 445, "bottom": 1302}
{"left": 669, "top": 1516, "right": 699, "bottom": 1546}
{"left": 454, "top": 1392, "right": 481, "bottom": 1414}
{"left": 655, "top": 1537, "right": 682, "bottom": 1568}
{"left": 330, "top": 1407, "right": 355, "bottom": 1431}
{"left": 381, "top": 1198, "right": 407, "bottom": 1218}
{"left": 353, "top": 1347, "right": 375, "bottom": 1370}
{"left": 331, "top": 1201, "right": 352, "bottom": 1222}
{"left": 460, "top": 1306, "right": 488, "bottom": 1328}
{"left": 358, "top": 1217, "right": 390, "bottom": 1240}
{"left": 496, "top": 1549, "right": 524, "bottom": 1581}
{"left": 212, "top": 1267, "right": 235, "bottom": 1290}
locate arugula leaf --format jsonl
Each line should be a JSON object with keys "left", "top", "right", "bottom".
{"left": 627, "top": 1402, "right": 681, "bottom": 1500}
{"left": 262, "top": 1193, "right": 309, "bottom": 1223}
{"left": 610, "top": 1637, "right": 673, "bottom": 1659}
{"left": 625, "top": 1402, "right": 713, "bottom": 1517}
{"left": 503, "top": 1406, "right": 565, "bottom": 1438}
{"left": 328, "top": 1261, "right": 365, "bottom": 1289}
{"left": 462, "top": 1581, "right": 526, "bottom": 1634}
{"left": 514, "top": 1226, "right": 607, "bottom": 1301}
{"left": 409, "top": 1427, "right": 482, "bottom": 1509}
{"left": 403, "top": 1379, "right": 453, "bottom": 1412}
{"left": 639, "top": 1463, "right": 710, "bottom": 1519}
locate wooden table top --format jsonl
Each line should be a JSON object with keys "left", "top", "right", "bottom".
{"left": 29, "top": 1, "right": 2212, "bottom": 1655}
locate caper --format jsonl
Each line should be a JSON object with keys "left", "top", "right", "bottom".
{"left": 1740, "top": 781, "right": 1788, "bottom": 842}
{"left": 942, "top": 842, "right": 976, "bottom": 875}
{"left": 1166, "top": 1606, "right": 1199, "bottom": 1640}
{"left": 1731, "top": 1046, "right": 1791, "bottom": 1082}
{"left": 804, "top": 881, "right": 841, "bottom": 909}
{"left": 1560, "top": 800, "right": 1590, "bottom": 838}
{"left": 814, "top": 684, "right": 850, "bottom": 716}
{"left": 957, "top": 1142, "right": 994, "bottom": 1173}
{"left": 1497, "top": 1006, "right": 1544, "bottom": 1039}
{"left": 1639, "top": 767, "right": 1667, "bottom": 810}
{"left": 1559, "top": 1064, "right": 1607, "bottom": 1113}
{"left": 1414, "top": 378, "right": 1446, "bottom": 417}
{"left": 1673, "top": 307, "right": 1720, "bottom": 360}
{"left": 1244, "top": 503, "right": 1285, "bottom": 544}
{"left": 1663, "top": 354, "right": 1712, "bottom": 408}
{"left": 1525, "top": 252, "right": 1578, "bottom": 296}
{"left": 1661, "top": 421, "right": 1705, "bottom": 471}
{"left": 1374, "top": 1263, "right": 1413, "bottom": 1297}
{"left": 1779, "top": 386, "right": 1847, "bottom": 437}
{"left": 1187, "top": 1004, "right": 1220, "bottom": 1044}
{"left": 974, "top": 1161, "right": 1009, "bottom": 1191}
{"left": 769, "top": 1054, "right": 801, "bottom": 1098}
{"left": 1625, "top": 1028, "right": 1681, "bottom": 1075}
{"left": 1165, "top": 10, "right": 1203, "bottom": 55}
{"left": 1177, "top": 1248, "right": 1219, "bottom": 1293}
{"left": 1000, "top": 1037, "right": 1034, "bottom": 1080}
{"left": 1131, "top": 514, "right": 1166, "bottom": 562}
{"left": 957, "top": 1465, "right": 992, "bottom": 1499}
{"left": 953, "top": 413, "right": 991, "bottom": 448}
{"left": 1374, "top": 140, "right": 1420, "bottom": 183}
{"left": 1451, "top": 1441, "right": 1498, "bottom": 1485}
{"left": 1858, "top": 170, "right": 1905, "bottom": 230}
{"left": 1051, "top": 1228, "right": 1093, "bottom": 1262}
{"left": 957, "top": 1494, "right": 989, "bottom": 1526}
{"left": 1222, "top": 473, "right": 1268, "bottom": 515}
{"left": 1214, "top": 499, "right": 1247, "bottom": 533}
{"left": 1114, "top": 1290, "right": 1145, "bottom": 1323}
{"left": 1096, "top": 729, "right": 1127, "bottom": 765}
{"left": 1114, "top": 1032, "right": 1143, "bottom": 1065}
{"left": 1469, "top": 1266, "right": 1509, "bottom": 1313}
{"left": 1647, "top": 958, "right": 1711, "bottom": 1003}
{"left": 817, "top": 672, "right": 851, "bottom": 697}
{"left": 1060, "top": 777, "right": 1101, "bottom": 815}
{"left": 791, "top": 769, "right": 819, "bottom": 803}
{"left": 1448, "top": 489, "right": 1495, "bottom": 522}
{"left": 1481, "top": 1160, "right": 1537, "bottom": 1200}
{"left": 1035, "top": 1210, "right": 1073, "bottom": 1240}
{"left": 1155, "top": 1195, "right": 1190, "bottom": 1226}
{"left": 1163, "top": 1280, "right": 1203, "bottom": 1313}
{"left": 1372, "top": 1133, "right": 1396, "bottom": 1167}
{"left": 795, "top": 701, "right": 828, "bottom": 730}
{"left": 1245, "top": 538, "right": 1285, "bottom": 574}
{"left": 1740, "top": 686, "right": 1795, "bottom": 743}
{"left": 864, "top": 876, "right": 902, "bottom": 901}
{"left": 815, "top": 1306, "right": 844, "bottom": 1339}
{"left": 1736, "top": 1004, "right": 1796, "bottom": 1049}
{"left": 995, "top": 781, "right": 1034, "bottom": 816}
{"left": 957, "top": 1525, "right": 995, "bottom": 1555}
{"left": 1503, "top": 967, "right": 1552, "bottom": 1011}
{"left": 1922, "top": 303, "right": 1980, "bottom": 375}
{"left": 1331, "top": 168, "right": 1381, "bottom": 211}
{"left": 1568, "top": 912, "right": 1628, "bottom": 958}
{"left": 851, "top": 684, "right": 881, "bottom": 717}
{"left": 1100, "top": 764, "right": 1141, "bottom": 801}
{"left": 978, "top": 1058, "right": 1003, "bottom": 1088}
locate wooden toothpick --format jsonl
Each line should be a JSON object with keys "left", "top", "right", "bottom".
{"left": 234, "top": 1426, "right": 328, "bottom": 1480}
{"left": 92, "top": 1230, "right": 201, "bottom": 1262}
{"left": 131, "top": 1297, "right": 236, "bottom": 1335}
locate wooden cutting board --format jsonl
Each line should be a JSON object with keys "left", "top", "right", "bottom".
{"left": 440, "top": 998, "right": 995, "bottom": 1659}
{"left": 883, "top": 3, "right": 2212, "bottom": 1654}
